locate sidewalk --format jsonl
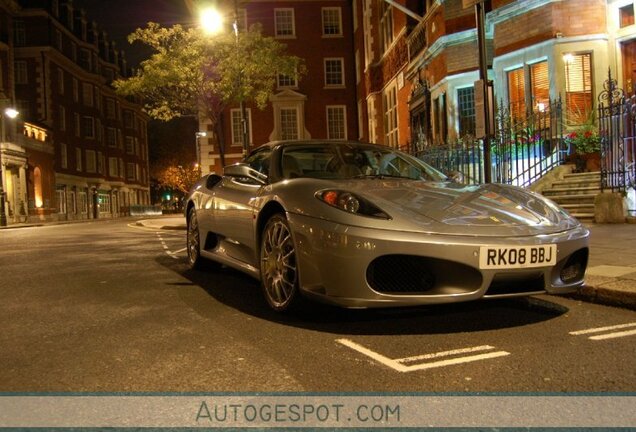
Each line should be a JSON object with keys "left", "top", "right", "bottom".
{"left": 137, "top": 215, "right": 636, "bottom": 310}
{"left": 3, "top": 214, "right": 635, "bottom": 310}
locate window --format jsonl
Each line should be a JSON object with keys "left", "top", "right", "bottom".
{"left": 507, "top": 60, "right": 550, "bottom": 121}
{"left": 106, "top": 98, "right": 117, "bottom": 119}
{"left": 78, "top": 192, "right": 87, "bottom": 214}
{"left": 119, "top": 158, "right": 125, "bottom": 178}
{"left": 126, "top": 162, "right": 136, "bottom": 180}
{"left": 231, "top": 109, "right": 252, "bottom": 146}
{"left": 379, "top": 1, "right": 394, "bottom": 53}
{"left": 322, "top": 7, "right": 342, "bottom": 36}
{"left": 457, "top": 87, "right": 476, "bottom": 137}
{"left": 86, "top": 150, "right": 96, "bottom": 173}
{"left": 58, "top": 106, "right": 66, "bottom": 131}
{"left": 57, "top": 68, "right": 64, "bottom": 94}
{"left": 620, "top": 4, "right": 635, "bottom": 28}
{"left": 14, "top": 20, "right": 25, "bottom": 46}
{"left": 108, "top": 157, "right": 118, "bottom": 177}
{"left": 98, "top": 151, "right": 104, "bottom": 174}
{"left": 60, "top": 143, "right": 67, "bottom": 169}
{"left": 98, "top": 194, "right": 110, "bottom": 214}
{"left": 79, "top": 48, "right": 92, "bottom": 72}
{"left": 507, "top": 67, "right": 526, "bottom": 121}
{"left": 275, "top": 9, "right": 295, "bottom": 37}
{"left": 76, "top": 148, "right": 82, "bottom": 172}
{"left": 280, "top": 108, "right": 299, "bottom": 140}
{"left": 55, "top": 30, "right": 63, "bottom": 51}
{"left": 278, "top": 73, "right": 297, "bottom": 88}
{"left": 106, "top": 127, "right": 117, "bottom": 147}
{"left": 125, "top": 136, "right": 135, "bottom": 154}
{"left": 73, "top": 79, "right": 79, "bottom": 102}
{"left": 74, "top": 113, "right": 80, "bottom": 136}
{"left": 325, "top": 58, "right": 344, "bottom": 86}
{"left": 82, "top": 83, "right": 93, "bottom": 106}
{"left": 82, "top": 116, "right": 95, "bottom": 139}
{"left": 564, "top": 52, "right": 593, "bottom": 124}
{"left": 56, "top": 189, "right": 66, "bottom": 214}
{"left": 383, "top": 86, "right": 398, "bottom": 147}
{"left": 15, "top": 61, "right": 27, "bottom": 84}
{"left": 327, "top": 106, "right": 347, "bottom": 140}
{"left": 124, "top": 110, "right": 134, "bottom": 128}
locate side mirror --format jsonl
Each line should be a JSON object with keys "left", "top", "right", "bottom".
{"left": 224, "top": 163, "right": 268, "bottom": 185}
{"left": 448, "top": 170, "right": 465, "bottom": 184}
{"left": 205, "top": 174, "right": 222, "bottom": 189}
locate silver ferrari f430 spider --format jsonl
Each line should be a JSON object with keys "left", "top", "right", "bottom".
{"left": 185, "top": 140, "right": 589, "bottom": 312}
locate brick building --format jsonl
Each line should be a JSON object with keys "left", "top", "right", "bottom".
{"left": 0, "top": 0, "right": 150, "bottom": 225}
{"left": 198, "top": 0, "right": 358, "bottom": 174}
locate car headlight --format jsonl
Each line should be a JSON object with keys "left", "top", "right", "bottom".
{"left": 316, "top": 190, "right": 391, "bottom": 219}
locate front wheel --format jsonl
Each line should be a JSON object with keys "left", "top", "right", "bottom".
{"left": 260, "top": 214, "right": 301, "bottom": 312}
{"left": 187, "top": 206, "right": 204, "bottom": 270}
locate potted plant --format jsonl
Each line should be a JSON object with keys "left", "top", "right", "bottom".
{"left": 564, "top": 126, "right": 601, "bottom": 172}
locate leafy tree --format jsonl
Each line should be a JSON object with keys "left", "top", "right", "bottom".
{"left": 156, "top": 164, "right": 202, "bottom": 194}
{"left": 114, "top": 22, "right": 304, "bottom": 166}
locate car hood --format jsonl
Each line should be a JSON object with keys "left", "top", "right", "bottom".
{"left": 332, "top": 180, "right": 580, "bottom": 236}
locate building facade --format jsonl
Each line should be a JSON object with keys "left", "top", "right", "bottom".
{"left": 198, "top": 0, "right": 358, "bottom": 174}
{"left": 0, "top": 0, "right": 150, "bottom": 225}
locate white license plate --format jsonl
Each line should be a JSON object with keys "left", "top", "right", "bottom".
{"left": 479, "top": 244, "right": 557, "bottom": 269}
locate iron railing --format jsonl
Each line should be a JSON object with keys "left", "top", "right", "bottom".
{"left": 414, "top": 98, "right": 567, "bottom": 187}
{"left": 597, "top": 69, "right": 636, "bottom": 195}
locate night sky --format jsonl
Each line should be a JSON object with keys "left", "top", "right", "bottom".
{"left": 73, "top": 0, "right": 195, "bottom": 67}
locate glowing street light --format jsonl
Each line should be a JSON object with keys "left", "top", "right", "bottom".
{"left": 200, "top": 7, "right": 224, "bottom": 35}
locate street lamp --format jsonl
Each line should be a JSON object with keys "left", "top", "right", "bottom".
{"left": 0, "top": 106, "right": 19, "bottom": 227}
{"left": 199, "top": 2, "right": 249, "bottom": 159}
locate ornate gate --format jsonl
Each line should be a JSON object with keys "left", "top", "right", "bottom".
{"left": 597, "top": 70, "right": 636, "bottom": 195}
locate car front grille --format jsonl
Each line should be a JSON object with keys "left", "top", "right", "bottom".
{"left": 366, "top": 254, "right": 482, "bottom": 295}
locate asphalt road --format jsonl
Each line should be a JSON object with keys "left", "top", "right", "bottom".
{"left": 1, "top": 219, "right": 635, "bottom": 392}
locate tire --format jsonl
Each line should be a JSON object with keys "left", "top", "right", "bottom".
{"left": 187, "top": 206, "right": 204, "bottom": 270}
{"left": 260, "top": 214, "right": 301, "bottom": 312}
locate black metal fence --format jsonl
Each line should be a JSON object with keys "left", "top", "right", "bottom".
{"left": 597, "top": 70, "right": 636, "bottom": 195}
{"left": 414, "top": 99, "right": 567, "bottom": 187}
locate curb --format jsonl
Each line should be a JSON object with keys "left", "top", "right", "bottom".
{"left": 563, "top": 284, "right": 636, "bottom": 311}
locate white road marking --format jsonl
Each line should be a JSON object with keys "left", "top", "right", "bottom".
{"left": 569, "top": 322, "right": 636, "bottom": 336}
{"left": 168, "top": 247, "right": 187, "bottom": 254}
{"left": 337, "top": 339, "right": 510, "bottom": 373}
{"left": 588, "top": 329, "right": 636, "bottom": 341}
{"left": 395, "top": 345, "right": 497, "bottom": 363}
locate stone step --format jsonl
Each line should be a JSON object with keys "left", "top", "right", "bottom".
{"left": 571, "top": 213, "right": 595, "bottom": 223}
{"left": 550, "top": 180, "right": 601, "bottom": 189}
{"left": 545, "top": 193, "right": 597, "bottom": 203}
{"left": 543, "top": 186, "right": 601, "bottom": 196}
{"left": 562, "top": 171, "right": 601, "bottom": 181}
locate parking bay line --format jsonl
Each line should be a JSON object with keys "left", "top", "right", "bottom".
{"left": 336, "top": 339, "right": 510, "bottom": 373}
{"left": 569, "top": 322, "right": 636, "bottom": 340}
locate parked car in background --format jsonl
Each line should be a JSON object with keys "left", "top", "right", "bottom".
{"left": 185, "top": 140, "right": 589, "bottom": 312}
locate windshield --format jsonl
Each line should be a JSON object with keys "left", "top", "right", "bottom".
{"left": 280, "top": 143, "right": 447, "bottom": 181}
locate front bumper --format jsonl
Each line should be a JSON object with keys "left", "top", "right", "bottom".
{"left": 288, "top": 213, "right": 590, "bottom": 308}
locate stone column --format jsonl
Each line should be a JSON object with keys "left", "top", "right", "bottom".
{"left": 18, "top": 164, "right": 27, "bottom": 221}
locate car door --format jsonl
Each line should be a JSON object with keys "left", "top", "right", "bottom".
{"left": 213, "top": 147, "right": 272, "bottom": 267}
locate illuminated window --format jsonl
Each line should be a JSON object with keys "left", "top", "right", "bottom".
{"left": 457, "top": 87, "right": 476, "bottom": 137}
{"left": 564, "top": 52, "right": 593, "bottom": 124}
{"left": 327, "top": 106, "right": 346, "bottom": 140}
{"left": 620, "top": 4, "right": 635, "bottom": 28}
{"left": 280, "top": 108, "right": 299, "bottom": 140}
{"left": 275, "top": 9, "right": 295, "bottom": 37}
{"left": 325, "top": 58, "right": 344, "bottom": 86}
{"left": 383, "top": 85, "right": 398, "bottom": 147}
{"left": 231, "top": 109, "right": 252, "bottom": 146}
{"left": 322, "top": 8, "right": 342, "bottom": 36}
{"left": 379, "top": 1, "right": 394, "bottom": 53}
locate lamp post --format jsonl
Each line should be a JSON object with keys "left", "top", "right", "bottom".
{"left": 200, "top": 2, "right": 249, "bottom": 159}
{"left": 0, "top": 107, "right": 19, "bottom": 227}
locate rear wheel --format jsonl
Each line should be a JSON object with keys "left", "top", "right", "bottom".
{"left": 260, "top": 214, "right": 301, "bottom": 312}
{"left": 187, "top": 206, "right": 204, "bottom": 269}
